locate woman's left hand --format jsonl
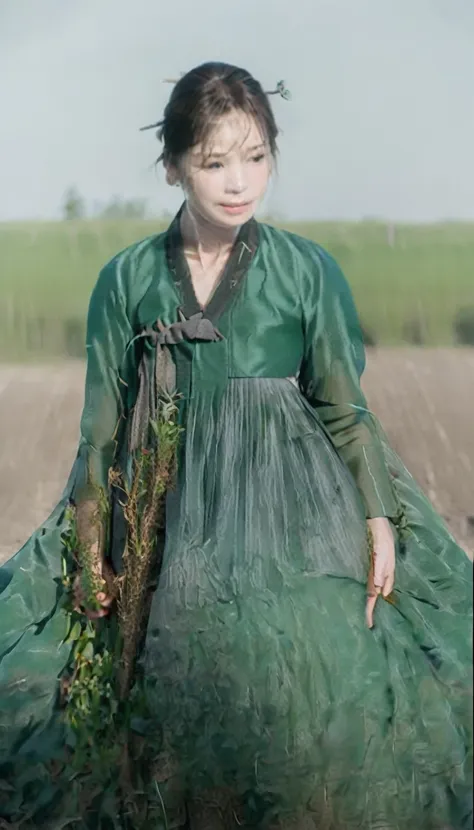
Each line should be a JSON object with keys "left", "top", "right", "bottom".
{"left": 365, "top": 517, "right": 396, "bottom": 629}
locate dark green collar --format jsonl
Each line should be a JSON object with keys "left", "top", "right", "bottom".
{"left": 165, "top": 205, "right": 260, "bottom": 324}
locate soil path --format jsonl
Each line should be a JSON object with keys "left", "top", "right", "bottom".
{"left": 1, "top": 348, "right": 473, "bottom": 563}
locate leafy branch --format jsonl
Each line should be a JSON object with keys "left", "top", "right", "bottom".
{"left": 56, "top": 390, "right": 182, "bottom": 826}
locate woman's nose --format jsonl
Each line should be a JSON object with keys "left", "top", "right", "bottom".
{"left": 225, "top": 165, "right": 246, "bottom": 193}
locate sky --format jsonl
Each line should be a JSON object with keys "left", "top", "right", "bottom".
{"left": 0, "top": 0, "right": 473, "bottom": 222}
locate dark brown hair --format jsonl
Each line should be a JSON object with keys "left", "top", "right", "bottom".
{"left": 145, "top": 62, "right": 279, "bottom": 166}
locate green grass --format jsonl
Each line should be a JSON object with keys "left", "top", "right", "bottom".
{"left": 1, "top": 218, "right": 473, "bottom": 359}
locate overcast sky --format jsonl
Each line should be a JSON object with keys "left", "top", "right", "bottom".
{"left": 0, "top": 0, "right": 473, "bottom": 222}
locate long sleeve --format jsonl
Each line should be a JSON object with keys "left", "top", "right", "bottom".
{"left": 72, "top": 259, "right": 134, "bottom": 504}
{"left": 298, "top": 245, "right": 398, "bottom": 519}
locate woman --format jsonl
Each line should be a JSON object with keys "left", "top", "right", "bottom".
{"left": 0, "top": 62, "right": 472, "bottom": 829}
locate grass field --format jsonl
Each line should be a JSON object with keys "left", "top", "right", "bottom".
{"left": 1, "top": 218, "right": 474, "bottom": 359}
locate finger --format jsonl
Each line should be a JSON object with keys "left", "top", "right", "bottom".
{"left": 72, "top": 575, "right": 83, "bottom": 597}
{"left": 102, "top": 562, "right": 118, "bottom": 598}
{"left": 373, "top": 555, "right": 386, "bottom": 590}
{"left": 102, "top": 560, "right": 115, "bottom": 579}
{"left": 97, "top": 592, "right": 114, "bottom": 608}
{"left": 91, "top": 562, "right": 103, "bottom": 579}
{"left": 366, "top": 595, "right": 375, "bottom": 628}
{"left": 366, "top": 592, "right": 379, "bottom": 628}
{"left": 86, "top": 607, "right": 109, "bottom": 620}
{"left": 383, "top": 571, "right": 395, "bottom": 598}
{"left": 73, "top": 590, "right": 85, "bottom": 606}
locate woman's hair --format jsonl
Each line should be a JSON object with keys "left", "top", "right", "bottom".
{"left": 145, "top": 62, "right": 279, "bottom": 166}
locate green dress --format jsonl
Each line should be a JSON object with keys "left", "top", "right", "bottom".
{"left": 0, "top": 212, "right": 472, "bottom": 829}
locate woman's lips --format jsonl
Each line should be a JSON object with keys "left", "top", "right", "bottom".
{"left": 219, "top": 202, "right": 252, "bottom": 215}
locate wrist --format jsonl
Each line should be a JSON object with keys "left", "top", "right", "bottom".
{"left": 367, "top": 516, "right": 393, "bottom": 541}
{"left": 76, "top": 499, "right": 104, "bottom": 561}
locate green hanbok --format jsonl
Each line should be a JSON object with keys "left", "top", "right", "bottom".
{"left": 0, "top": 211, "right": 472, "bottom": 828}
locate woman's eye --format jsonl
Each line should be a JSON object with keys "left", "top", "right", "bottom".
{"left": 206, "top": 161, "right": 223, "bottom": 170}
{"left": 250, "top": 153, "right": 265, "bottom": 163}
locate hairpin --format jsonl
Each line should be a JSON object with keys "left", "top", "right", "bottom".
{"left": 161, "top": 76, "right": 291, "bottom": 99}
{"left": 139, "top": 120, "right": 163, "bottom": 132}
{"left": 266, "top": 80, "right": 291, "bottom": 101}
{"left": 140, "top": 76, "right": 291, "bottom": 131}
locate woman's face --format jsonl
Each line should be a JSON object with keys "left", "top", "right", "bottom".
{"left": 168, "top": 111, "right": 272, "bottom": 230}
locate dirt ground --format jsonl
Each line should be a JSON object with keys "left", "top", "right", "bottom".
{"left": 0, "top": 348, "right": 473, "bottom": 564}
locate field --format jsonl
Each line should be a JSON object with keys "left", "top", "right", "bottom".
{"left": 1, "top": 349, "right": 473, "bottom": 564}
{"left": 1, "top": 217, "right": 473, "bottom": 560}
{"left": 1, "top": 219, "right": 474, "bottom": 360}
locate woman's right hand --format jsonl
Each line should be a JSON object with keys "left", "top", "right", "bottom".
{"left": 73, "top": 558, "right": 116, "bottom": 619}
{"left": 74, "top": 498, "right": 116, "bottom": 619}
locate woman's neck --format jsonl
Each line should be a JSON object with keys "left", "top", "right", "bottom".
{"left": 180, "top": 203, "right": 239, "bottom": 266}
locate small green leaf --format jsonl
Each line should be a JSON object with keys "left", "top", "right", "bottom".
{"left": 82, "top": 641, "right": 94, "bottom": 661}
{"left": 85, "top": 620, "right": 96, "bottom": 638}
{"left": 67, "top": 621, "right": 82, "bottom": 642}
